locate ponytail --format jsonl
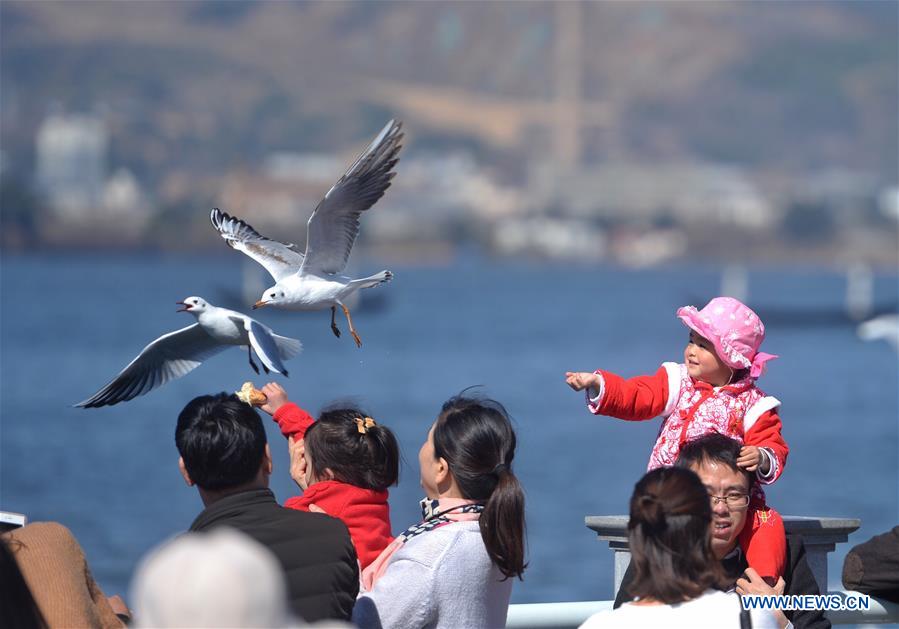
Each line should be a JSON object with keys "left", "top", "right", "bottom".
{"left": 480, "top": 465, "right": 526, "bottom": 579}
{"left": 433, "top": 395, "right": 527, "bottom": 580}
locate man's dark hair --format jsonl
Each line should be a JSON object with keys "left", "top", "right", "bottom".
{"left": 0, "top": 536, "right": 47, "bottom": 629}
{"left": 175, "top": 393, "right": 267, "bottom": 491}
{"left": 675, "top": 433, "right": 753, "bottom": 488}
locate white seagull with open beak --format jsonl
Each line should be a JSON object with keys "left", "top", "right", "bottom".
{"left": 210, "top": 119, "right": 403, "bottom": 347}
{"left": 76, "top": 296, "right": 302, "bottom": 408}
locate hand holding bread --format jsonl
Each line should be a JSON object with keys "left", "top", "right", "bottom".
{"left": 259, "top": 382, "right": 290, "bottom": 416}
{"left": 235, "top": 382, "right": 267, "bottom": 406}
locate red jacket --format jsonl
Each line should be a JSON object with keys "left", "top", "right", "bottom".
{"left": 589, "top": 363, "right": 788, "bottom": 485}
{"left": 273, "top": 403, "right": 394, "bottom": 569}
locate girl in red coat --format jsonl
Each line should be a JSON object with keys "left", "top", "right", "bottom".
{"left": 259, "top": 382, "right": 398, "bottom": 570}
{"left": 566, "top": 297, "right": 788, "bottom": 583}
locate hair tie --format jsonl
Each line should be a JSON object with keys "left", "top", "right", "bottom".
{"left": 354, "top": 417, "right": 376, "bottom": 434}
{"left": 490, "top": 462, "right": 508, "bottom": 477}
{"left": 638, "top": 494, "right": 666, "bottom": 531}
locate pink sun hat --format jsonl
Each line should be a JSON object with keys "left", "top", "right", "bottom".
{"left": 677, "top": 296, "right": 778, "bottom": 378}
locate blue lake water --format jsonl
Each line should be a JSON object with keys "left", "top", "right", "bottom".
{"left": 1, "top": 253, "right": 897, "bottom": 605}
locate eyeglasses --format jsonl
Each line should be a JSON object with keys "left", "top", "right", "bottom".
{"left": 708, "top": 492, "right": 750, "bottom": 509}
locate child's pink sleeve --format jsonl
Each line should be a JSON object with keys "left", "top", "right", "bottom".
{"left": 272, "top": 402, "right": 315, "bottom": 440}
{"left": 592, "top": 366, "right": 671, "bottom": 420}
{"left": 744, "top": 409, "right": 788, "bottom": 484}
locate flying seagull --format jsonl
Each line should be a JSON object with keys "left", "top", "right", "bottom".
{"left": 210, "top": 119, "right": 403, "bottom": 347}
{"left": 858, "top": 313, "right": 899, "bottom": 351}
{"left": 76, "top": 297, "right": 302, "bottom": 408}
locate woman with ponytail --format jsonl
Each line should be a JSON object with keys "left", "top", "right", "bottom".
{"left": 580, "top": 467, "right": 778, "bottom": 628}
{"left": 354, "top": 395, "right": 526, "bottom": 629}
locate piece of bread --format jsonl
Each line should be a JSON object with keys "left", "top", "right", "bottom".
{"left": 236, "top": 382, "right": 267, "bottom": 406}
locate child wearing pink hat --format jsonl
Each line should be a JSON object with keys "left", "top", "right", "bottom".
{"left": 566, "top": 296, "right": 787, "bottom": 582}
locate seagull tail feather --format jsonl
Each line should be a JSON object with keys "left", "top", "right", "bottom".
{"left": 274, "top": 335, "right": 303, "bottom": 360}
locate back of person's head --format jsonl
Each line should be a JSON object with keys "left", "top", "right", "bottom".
{"left": 175, "top": 393, "right": 267, "bottom": 491}
{"left": 304, "top": 407, "right": 399, "bottom": 491}
{"left": 626, "top": 466, "right": 727, "bottom": 604}
{"left": 433, "top": 394, "right": 526, "bottom": 580}
{"left": 131, "top": 528, "right": 297, "bottom": 628}
{"left": 676, "top": 433, "right": 752, "bottom": 487}
{"left": 0, "top": 535, "right": 47, "bottom": 629}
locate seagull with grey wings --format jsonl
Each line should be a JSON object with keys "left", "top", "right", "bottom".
{"left": 76, "top": 297, "right": 301, "bottom": 408}
{"left": 210, "top": 119, "right": 403, "bottom": 347}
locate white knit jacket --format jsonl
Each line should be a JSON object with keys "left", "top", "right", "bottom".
{"left": 353, "top": 520, "right": 513, "bottom": 629}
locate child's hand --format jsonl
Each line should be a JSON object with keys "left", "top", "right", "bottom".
{"left": 288, "top": 436, "right": 309, "bottom": 491}
{"left": 565, "top": 372, "right": 601, "bottom": 395}
{"left": 737, "top": 445, "right": 763, "bottom": 473}
{"left": 260, "top": 382, "right": 290, "bottom": 416}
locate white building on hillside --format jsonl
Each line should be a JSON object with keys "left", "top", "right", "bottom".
{"left": 36, "top": 113, "right": 108, "bottom": 218}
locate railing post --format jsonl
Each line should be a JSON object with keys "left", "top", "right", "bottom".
{"left": 777, "top": 516, "right": 861, "bottom": 592}
{"left": 584, "top": 515, "right": 630, "bottom": 597}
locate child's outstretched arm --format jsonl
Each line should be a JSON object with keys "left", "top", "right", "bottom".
{"left": 568, "top": 366, "right": 674, "bottom": 421}
{"left": 259, "top": 382, "right": 315, "bottom": 440}
{"left": 741, "top": 407, "right": 788, "bottom": 484}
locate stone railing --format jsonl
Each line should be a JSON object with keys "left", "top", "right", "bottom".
{"left": 585, "top": 514, "right": 861, "bottom": 596}
{"left": 506, "top": 514, "right": 899, "bottom": 628}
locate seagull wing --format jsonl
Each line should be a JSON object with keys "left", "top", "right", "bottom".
{"left": 75, "top": 324, "right": 226, "bottom": 408}
{"left": 210, "top": 208, "right": 304, "bottom": 282}
{"left": 245, "top": 319, "right": 289, "bottom": 376}
{"left": 300, "top": 120, "right": 403, "bottom": 276}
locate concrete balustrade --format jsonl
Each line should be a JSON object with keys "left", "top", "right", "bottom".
{"left": 505, "top": 514, "right": 899, "bottom": 628}
{"left": 585, "top": 514, "right": 862, "bottom": 596}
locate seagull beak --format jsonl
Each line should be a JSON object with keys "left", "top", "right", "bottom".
{"left": 253, "top": 300, "right": 268, "bottom": 310}
{"left": 176, "top": 301, "right": 190, "bottom": 312}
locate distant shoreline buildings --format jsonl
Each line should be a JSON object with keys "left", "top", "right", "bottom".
{"left": 7, "top": 109, "right": 895, "bottom": 268}
{"left": 35, "top": 112, "right": 147, "bottom": 227}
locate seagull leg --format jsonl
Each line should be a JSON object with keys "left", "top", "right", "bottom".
{"left": 339, "top": 302, "right": 362, "bottom": 348}
{"left": 330, "top": 306, "right": 341, "bottom": 338}
{"left": 248, "top": 347, "right": 260, "bottom": 374}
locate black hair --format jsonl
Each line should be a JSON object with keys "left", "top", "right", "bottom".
{"left": 675, "top": 433, "right": 753, "bottom": 490}
{"left": 175, "top": 393, "right": 267, "bottom": 491}
{"left": 432, "top": 395, "right": 526, "bottom": 580}
{"left": 0, "top": 536, "right": 47, "bottom": 628}
{"left": 304, "top": 407, "right": 399, "bottom": 491}
{"left": 626, "top": 467, "right": 729, "bottom": 604}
